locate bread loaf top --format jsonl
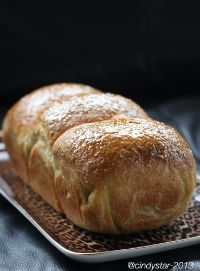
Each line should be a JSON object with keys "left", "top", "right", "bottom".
{"left": 53, "top": 117, "right": 195, "bottom": 188}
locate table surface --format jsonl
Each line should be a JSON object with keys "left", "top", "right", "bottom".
{"left": 0, "top": 96, "right": 200, "bottom": 271}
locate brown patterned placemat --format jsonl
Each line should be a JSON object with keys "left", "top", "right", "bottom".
{"left": 0, "top": 144, "right": 200, "bottom": 254}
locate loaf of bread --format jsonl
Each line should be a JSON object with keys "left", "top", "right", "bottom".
{"left": 2, "top": 83, "right": 196, "bottom": 234}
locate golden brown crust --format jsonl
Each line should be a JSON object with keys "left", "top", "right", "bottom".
{"left": 3, "top": 83, "right": 147, "bottom": 213}
{"left": 53, "top": 118, "right": 196, "bottom": 233}
{"left": 29, "top": 92, "right": 147, "bottom": 211}
{"left": 2, "top": 83, "right": 196, "bottom": 234}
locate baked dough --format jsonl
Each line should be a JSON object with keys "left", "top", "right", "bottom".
{"left": 2, "top": 83, "right": 196, "bottom": 234}
{"left": 53, "top": 118, "right": 196, "bottom": 233}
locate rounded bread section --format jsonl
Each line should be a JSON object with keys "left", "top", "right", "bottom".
{"left": 52, "top": 118, "right": 196, "bottom": 234}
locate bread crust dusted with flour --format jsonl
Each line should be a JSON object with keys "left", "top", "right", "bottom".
{"left": 3, "top": 83, "right": 196, "bottom": 234}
